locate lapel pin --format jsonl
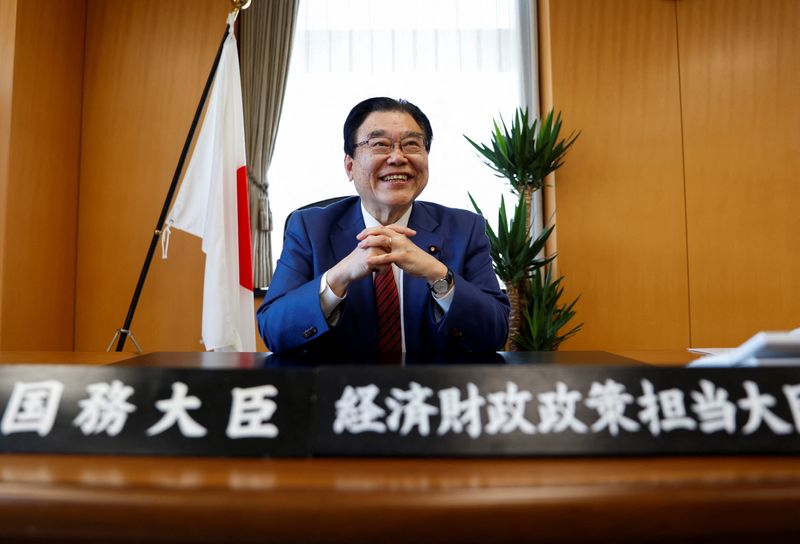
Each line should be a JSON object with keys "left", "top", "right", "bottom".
{"left": 428, "top": 245, "right": 439, "bottom": 254}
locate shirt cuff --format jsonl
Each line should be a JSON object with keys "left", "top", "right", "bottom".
{"left": 320, "top": 271, "right": 346, "bottom": 324}
{"left": 432, "top": 284, "right": 455, "bottom": 322}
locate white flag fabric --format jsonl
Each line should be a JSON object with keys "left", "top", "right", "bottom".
{"left": 162, "top": 18, "right": 255, "bottom": 352}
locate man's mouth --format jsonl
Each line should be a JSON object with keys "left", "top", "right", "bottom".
{"left": 381, "top": 174, "right": 410, "bottom": 182}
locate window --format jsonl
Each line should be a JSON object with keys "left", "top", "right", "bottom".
{"left": 268, "top": 0, "right": 535, "bottom": 259}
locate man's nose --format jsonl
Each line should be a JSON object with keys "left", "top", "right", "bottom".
{"left": 386, "top": 143, "right": 409, "bottom": 163}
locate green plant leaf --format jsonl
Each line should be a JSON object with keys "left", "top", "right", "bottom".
{"left": 470, "top": 194, "right": 555, "bottom": 285}
{"left": 464, "top": 107, "right": 580, "bottom": 194}
{"left": 512, "top": 265, "right": 583, "bottom": 351}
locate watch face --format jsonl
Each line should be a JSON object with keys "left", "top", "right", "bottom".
{"left": 432, "top": 278, "right": 448, "bottom": 295}
{"left": 430, "top": 269, "right": 453, "bottom": 295}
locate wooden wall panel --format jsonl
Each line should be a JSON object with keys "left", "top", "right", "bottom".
{"left": 548, "top": 0, "right": 690, "bottom": 349}
{"left": 0, "top": 0, "right": 17, "bottom": 340}
{"left": 76, "top": 0, "right": 230, "bottom": 351}
{"left": 0, "top": 0, "right": 85, "bottom": 350}
{"left": 679, "top": 0, "right": 800, "bottom": 347}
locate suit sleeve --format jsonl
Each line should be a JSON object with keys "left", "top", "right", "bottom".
{"left": 256, "top": 213, "right": 331, "bottom": 353}
{"left": 434, "top": 215, "right": 510, "bottom": 351}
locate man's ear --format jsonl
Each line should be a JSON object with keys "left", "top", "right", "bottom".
{"left": 344, "top": 154, "right": 354, "bottom": 181}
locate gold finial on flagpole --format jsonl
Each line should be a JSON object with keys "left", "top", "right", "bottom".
{"left": 232, "top": 0, "right": 252, "bottom": 13}
{"left": 230, "top": 0, "right": 251, "bottom": 23}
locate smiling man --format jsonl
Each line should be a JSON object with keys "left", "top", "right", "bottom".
{"left": 257, "top": 97, "right": 509, "bottom": 356}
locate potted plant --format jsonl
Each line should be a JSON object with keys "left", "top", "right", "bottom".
{"left": 465, "top": 108, "right": 582, "bottom": 351}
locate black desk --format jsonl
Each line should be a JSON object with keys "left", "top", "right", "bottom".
{"left": 123, "top": 350, "right": 644, "bottom": 368}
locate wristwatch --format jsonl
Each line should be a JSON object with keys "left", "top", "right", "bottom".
{"left": 429, "top": 268, "right": 454, "bottom": 295}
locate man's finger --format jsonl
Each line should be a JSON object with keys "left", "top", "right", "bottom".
{"left": 384, "top": 224, "right": 416, "bottom": 236}
{"left": 366, "top": 253, "right": 396, "bottom": 267}
{"left": 358, "top": 234, "right": 393, "bottom": 249}
{"left": 356, "top": 224, "right": 417, "bottom": 240}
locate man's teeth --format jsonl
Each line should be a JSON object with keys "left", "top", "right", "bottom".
{"left": 382, "top": 175, "right": 408, "bottom": 181}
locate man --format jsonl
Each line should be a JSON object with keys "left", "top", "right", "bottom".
{"left": 257, "top": 97, "right": 509, "bottom": 355}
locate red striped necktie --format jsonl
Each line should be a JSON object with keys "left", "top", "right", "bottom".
{"left": 374, "top": 267, "right": 401, "bottom": 353}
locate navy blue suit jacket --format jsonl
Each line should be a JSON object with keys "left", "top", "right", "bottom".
{"left": 257, "top": 196, "right": 509, "bottom": 354}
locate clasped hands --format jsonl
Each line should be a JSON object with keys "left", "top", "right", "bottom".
{"left": 326, "top": 224, "right": 447, "bottom": 297}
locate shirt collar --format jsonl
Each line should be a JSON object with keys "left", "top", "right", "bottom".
{"left": 360, "top": 202, "right": 413, "bottom": 229}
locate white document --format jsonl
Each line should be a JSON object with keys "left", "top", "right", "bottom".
{"left": 688, "top": 329, "right": 800, "bottom": 367}
{"left": 687, "top": 347, "right": 734, "bottom": 356}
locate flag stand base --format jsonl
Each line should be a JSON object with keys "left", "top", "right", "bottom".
{"left": 107, "top": 329, "right": 143, "bottom": 353}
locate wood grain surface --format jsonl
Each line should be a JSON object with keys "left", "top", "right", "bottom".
{"left": 678, "top": 0, "right": 800, "bottom": 347}
{"left": 548, "top": 0, "right": 690, "bottom": 350}
{"left": 0, "top": 454, "right": 798, "bottom": 543}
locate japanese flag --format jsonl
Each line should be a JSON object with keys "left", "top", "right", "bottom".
{"left": 162, "top": 18, "right": 255, "bottom": 352}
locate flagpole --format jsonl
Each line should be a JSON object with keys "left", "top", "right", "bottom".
{"left": 112, "top": 2, "right": 250, "bottom": 352}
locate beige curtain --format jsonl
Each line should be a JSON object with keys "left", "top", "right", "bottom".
{"left": 240, "top": 0, "right": 299, "bottom": 289}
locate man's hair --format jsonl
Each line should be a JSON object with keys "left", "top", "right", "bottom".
{"left": 343, "top": 97, "right": 433, "bottom": 157}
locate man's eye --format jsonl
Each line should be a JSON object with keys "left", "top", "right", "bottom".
{"left": 370, "top": 141, "right": 392, "bottom": 151}
{"left": 402, "top": 141, "right": 424, "bottom": 153}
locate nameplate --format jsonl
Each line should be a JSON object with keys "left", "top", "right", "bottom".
{"left": 1, "top": 359, "right": 799, "bottom": 457}
{"left": 0, "top": 365, "right": 312, "bottom": 457}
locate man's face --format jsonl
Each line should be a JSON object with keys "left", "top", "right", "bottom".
{"left": 344, "top": 111, "right": 429, "bottom": 223}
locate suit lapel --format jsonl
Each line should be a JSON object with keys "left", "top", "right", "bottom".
{"left": 330, "top": 200, "right": 378, "bottom": 349}
{"left": 408, "top": 203, "right": 445, "bottom": 262}
{"left": 330, "top": 201, "right": 365, "bottom": 264}
{"left": 404, "top": 203, "right": 444, "bottom": 352}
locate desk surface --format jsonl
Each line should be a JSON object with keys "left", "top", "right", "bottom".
{"left": 0, "top": 349, "right": 699, "bottom": 366}
{"left": 1, "top": 454, "right": 799, "bottom": 543}
{"left": 3, "top": 349, "right": 787, "bottom": 544}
